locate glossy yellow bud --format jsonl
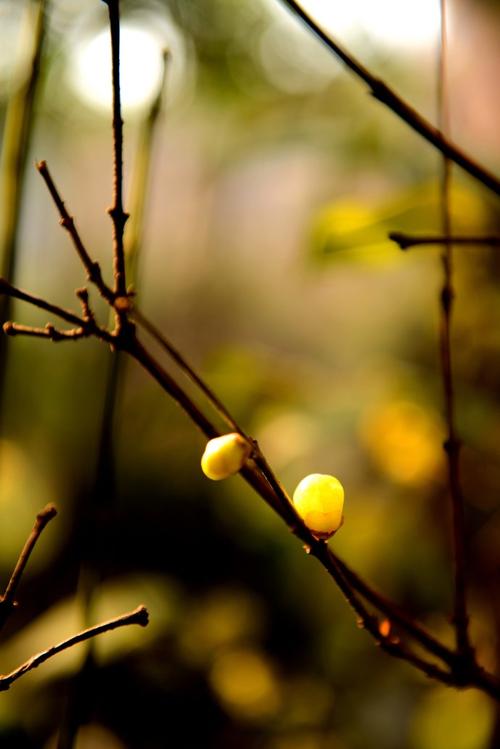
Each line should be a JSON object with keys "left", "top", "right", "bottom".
{"left": 201, "top": 433, "right": 252, "bottom": 481}
{"left": 292, "top": 473, "right": 344, "bottom": 540}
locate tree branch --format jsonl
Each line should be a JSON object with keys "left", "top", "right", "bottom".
{"left": 36, "top": 161, "right": 115, "bottom": 305}
{"left": 437, "top": 0, "right": 472, "bottom": 660}
{"left": 3, "top": 322, "right": 87, "bottom": 342}
{"left": 389, "top": 232, "right": 500, "bottom": 250}
{"left": 103, "top": 0, "right": 128, "bottom": 299}
{"left": 0, "top": 504, "right": 57, "bottom": 631}
{"left": 277, "top": 0, "right": 500, "bottom": 197}
{"left": 0, "top": 605, "right": 149, "bottom": 692}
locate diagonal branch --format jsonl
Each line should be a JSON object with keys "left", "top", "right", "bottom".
{"left": 0, "top": 605, "right": 149, "bottom": 691}
{"left": 36, "top": 161, "right": 115, "bottom": 305}
{"left": 0, "top": 504, "right": 57, "bottom": 631}
{"left": 278, "top": 0, "right": 500, "bottom": 197}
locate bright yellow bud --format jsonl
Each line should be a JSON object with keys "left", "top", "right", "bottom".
{"left": 201, "top": 433, "right": 252, "bottom": 481}
{"left": 292, "top": 473, "right": 344, "bottom": 540}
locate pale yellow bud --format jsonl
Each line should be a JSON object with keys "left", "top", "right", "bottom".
{"left": 292, "top": 473, "right": 344, "bottom": 540}
{"left": 201, "top": 433, "right": 252, "bottom": 481}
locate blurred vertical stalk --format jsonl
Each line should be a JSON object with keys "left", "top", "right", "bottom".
{"left": 0, "top": 0, "right": 48, "bottom": 421}
{"left": 437, "top": 0, "right": 471, "bottom": 659}
{"left": 57, "top": 51, "right": 169, "bottom": 749}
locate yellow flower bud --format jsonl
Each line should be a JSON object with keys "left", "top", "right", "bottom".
{"left": 201, "top": 433, "right": 252, "bottom": 481}
{"left": 292, "top": 473, "right": 344, "bottom": 540}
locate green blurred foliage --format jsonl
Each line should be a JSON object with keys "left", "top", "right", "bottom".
{"left": 0, "top": 0, "right": 500, "bottom": 748}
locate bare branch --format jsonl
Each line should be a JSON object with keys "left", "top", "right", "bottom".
{"left": 0, "top": 278, "right": 86, "bottom": 328}
{"left": 0, "top": 605, "right": 149, "bottom": 691}
{"left": 278, "top": 0, "right": 500, "bottom": 197}
{"left": 36, "top": 161, "right": 115, "bottom": 305}
{"left": 389, "top": 232, "right": 500, "bottom": 251}
{"left": 437, "top": 0, "right": 472, "bottom": 659}
{"left": 0, "top": 504, "right": 57, "bottom": 631}
{"left": 3, "top": 322, "right": 88, "bottom": 342}
{"left": 103, "top": 0, "right": 129, "bottom": 298}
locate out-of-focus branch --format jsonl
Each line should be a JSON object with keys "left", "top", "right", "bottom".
{"left": 389, "top": 232, "right": 500, "bottom": 250}
{"left": 437, "top": 0, "right": 472, "bottom": 660}
{"left": 278, "top": 0, "right": 500, "bottom": 197}
{"left": 0, "top": 0, "right": 48, "bottom": 408}
{"left": 0, "top": 504, "right": 57, "bottom": 631}
{"left": 0, "top": 606, "right": 149, "bottom": 692}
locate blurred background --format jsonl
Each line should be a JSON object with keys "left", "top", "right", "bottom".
{"left": 0, "top": 0, "right": 500, "bottom": 746}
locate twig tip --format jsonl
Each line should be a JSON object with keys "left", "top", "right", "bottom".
{"left": 133, "top": 605, "right": 149, "bottom": 627}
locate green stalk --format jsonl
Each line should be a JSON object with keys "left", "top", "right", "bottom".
{"left": 0, "top": 0, "right": 48, "bottom": 396}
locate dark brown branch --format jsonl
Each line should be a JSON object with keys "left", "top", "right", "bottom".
{"left": 437, "top": 0, "right": 471, "bottom": 659}
{"left": 0, "top": 278, "right": 86, "bottom": 328}
{"left": 36, "top": 161, "right": 115, "bottom": 305}
{"left": 278, "top": 0, "right": 500, "bottom": 197}
{"left": 103, "top": 0, "right": 129, "bottom": 298}
{"left": 0, "top": 504, "right": 57, "bottom": 631}
{"left": 0, "top": 279, "right": 114, "bottom": 346}
{"left": 0, "top": 605, "right": 148, "bottom": 691}
{"left": 2, "top": 281, "right": 500, "bottom": 697}
{"left": 389, "top": 232, "right": 500, "bottom": 251}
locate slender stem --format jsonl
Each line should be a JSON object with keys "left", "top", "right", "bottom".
{"left": 132, "top": 308, "right": 241, "bottom": 433}
{"left": 437, "top": 0, "right": 471, "bottom": 659}
{"left": 0, "top": 504, "right": 57, "bottom": 631}
{"left": 103, "top": 0, "right": 128, "bottom": 298}
{"left": 278, "top": 0, "right": 500, "bottom": 197}
{"left": 125, "top": 50, "right": 169, "bottom": 285}
{"left": 128, "top": 335, "right": 219, "bottom": 440}
{"left": 0, "top": 278, "right": 86, "bottom": 328}
{"left": 389, "top": 232, "right": 500, "bottom": 250}
{"left": 0, "top": 605, "right": 149, "bottom": 692}
{"left": 36, "top": 161, "right": 115, "bottom": 304}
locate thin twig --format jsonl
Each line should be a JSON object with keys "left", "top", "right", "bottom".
{"left": 0, "top": 504, "right": 57, "bottom": 631}
{"left": 36, "top": 161, "right": 115, "bottom": 305}
{"left": 0, "top": 278, "right": 86, "bottom": 328}
{"left": 3, "top": 322, "right": 87, "bottom": 342}
{"left": 132, "top": 308, "right": 241, "bottom": 433}
{"left": 103, "top": 0, "right": 129, "bottom": 298}
{"left": 437, "top": 0, "right": 472, "bottom": 660}
{"left": 389, "top": 232, "right": 500, "bottom": 250}
{"left": 0, "top": 605, "right": 149, "bottom": 692}
{"left": 125, "top": 49, "right": 170, "bottom": 285}
{"left": 278, "top": 0, "right": 500, "bottom": 197}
